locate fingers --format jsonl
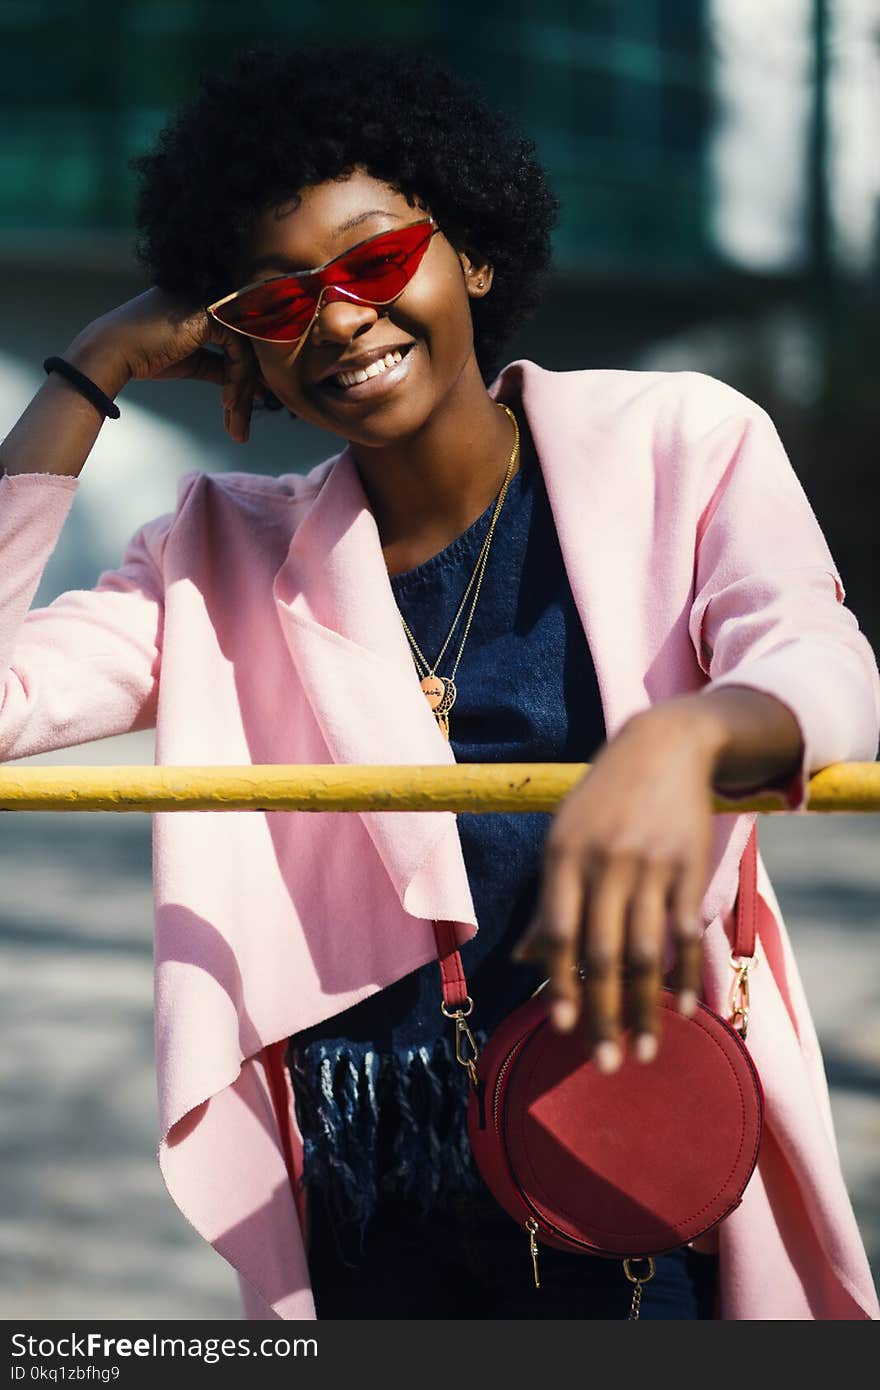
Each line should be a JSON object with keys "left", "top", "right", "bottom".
{"left": 160, "top": 329, "right": 263, "bottom": 443}
{"left": 220, "top": 332, "right": 260, "bottom": 444}
{"left": 668, "top": 862, "right": 705, "bottom": 1018}
{"left": 222, "top": 378, "right": 254, "bottom": 444}
{"left": 580, "top": 852, "right": 635, "bottom": 1067}
{"left": 515, "top": 842, "right": 584, "bottom": 1033}
{"left": 201, "top": 320, "right": 261, "bottom": 443}
{"left": 513, "top": 843, "right": 705, "bottom": 1073}
{"left": 582, "top": 855, "right": 671, "bottom": 1070}
{"left": 623, "top": 859, "right": 673, "bottom": 1062}
{"left": 178, "top": 348, "right": 226, "bottom": 387}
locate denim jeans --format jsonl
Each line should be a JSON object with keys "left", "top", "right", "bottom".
{"left": 306, "top": 1181, "right": 719, "bottom": 1320}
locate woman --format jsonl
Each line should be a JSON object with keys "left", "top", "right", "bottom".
{"left": 1, "top": 46, "right": 878, "bottom": 1320}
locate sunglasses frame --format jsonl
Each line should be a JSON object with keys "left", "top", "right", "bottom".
{"left": 207, "top": 216, "right": 440, "bottom": 346}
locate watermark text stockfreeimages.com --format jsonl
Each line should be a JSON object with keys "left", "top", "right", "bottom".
{"left": 11, "top": 1332, "right": 317, "bottom": 1369}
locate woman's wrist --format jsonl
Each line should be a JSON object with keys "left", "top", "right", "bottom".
{"left": 633, "top": 687, "right": 804, "bottom": 796}
{"left": 624, "top": 695, "right": 725, "bottom": 777}
{"left": 64, "top": 328, "right": 132, "bottom": 401}
{"left": 1, "top": 329, "right": 131, "bottom": 480}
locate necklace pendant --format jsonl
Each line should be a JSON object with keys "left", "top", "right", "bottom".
{"left": 435, "top": 676, "right": 456, "bottom": 716}
{"left": 420, "top": 674, "right": 456, "bottom": 737}
{"left": 420, "top": 674, "right": 457, "bottom": 713}
{"left": 420, "top": 674, "right": 446, "bottom": 710}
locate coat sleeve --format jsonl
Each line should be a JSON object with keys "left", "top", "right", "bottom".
{"left": 0, "top": 470, "right": 178, "bottom": 762}
{"left": 685, "top": 386, "right": 880, "bottom": 811}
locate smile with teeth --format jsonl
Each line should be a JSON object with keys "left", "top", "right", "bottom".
{"left": 333, "top": 348, "right": 406, "bottom": 388}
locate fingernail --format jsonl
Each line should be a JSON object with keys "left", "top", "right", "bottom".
{"left": 594, "top": 1040, "right": 622, "bottom": 1075}
{"left": 678, "top": 989, "right": 698, "bottom": 1018}
{"left": 635, "top": 1033, "right": 658, "bottom": 1064}
{"left": 552, "top": 999, "right": 578, "bottom": 1032}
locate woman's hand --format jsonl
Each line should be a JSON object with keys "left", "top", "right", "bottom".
{"left": 512, "top": 697, "right": 724, "bottom": 1071}
{"left": 68, "top": 287, "right": 263, "bottom": 443}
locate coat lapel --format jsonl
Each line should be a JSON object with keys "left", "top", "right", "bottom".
{"left": 272, "top": 444, "right": 477, "bottom": 930}
{"left": 271, "top": 360, "right": 657, "bottom": 931}
{"left": 491, "top": 360, "right": 619, "bottom": 739}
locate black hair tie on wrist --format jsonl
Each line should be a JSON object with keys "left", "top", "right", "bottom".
{"left": 43, "top": 356, "right": 121, "bottom": 420}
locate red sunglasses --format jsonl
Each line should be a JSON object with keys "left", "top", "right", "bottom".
{"left": 207, "top": 217, "right": 440, "bottom": 346}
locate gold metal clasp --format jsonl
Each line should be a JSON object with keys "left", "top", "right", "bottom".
{"left": 623, "top": 1256, "right": 656, "bottom": 1320}
{"left": 440, "top": 995, "right": 480, "bottom": 1090}
{"left": 728, "top": 951, "right": 758, "bottom": 1040}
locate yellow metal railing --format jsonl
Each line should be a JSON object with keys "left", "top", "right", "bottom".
{"left": 0, "top": 762, "right": 879, "bottom": 813}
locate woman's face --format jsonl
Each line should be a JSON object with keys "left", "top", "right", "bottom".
{"left": 236, "top": 167, "right": 492, "bottom": 445}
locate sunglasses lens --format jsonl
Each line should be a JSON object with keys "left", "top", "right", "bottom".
{"left": 212, "top": 278, "right": 316, "bottom": 342}
{"left": 213, "top": 220, "right": 436, "bottom": 342}
{"left": 323, "top": 221, "right": 435, "bottom": 302}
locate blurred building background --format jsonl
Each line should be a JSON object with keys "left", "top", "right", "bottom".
{"left": 1, "top": 0, "right": 878, "bottom": 1318}
{"left": 2, "top": 0, "right": 878, "bottom": 636}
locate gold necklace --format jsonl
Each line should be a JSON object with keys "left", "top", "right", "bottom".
{"left": 395, "top": 403, "right": 520, "bottom": 739}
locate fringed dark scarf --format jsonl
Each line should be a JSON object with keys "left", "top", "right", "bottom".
{"left": 287, "top": 1030, "right": 490, "bottom": 1259}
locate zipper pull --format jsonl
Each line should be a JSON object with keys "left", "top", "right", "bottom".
{"left": 525, "top": 1217, "right": 541, "bottom": 1289}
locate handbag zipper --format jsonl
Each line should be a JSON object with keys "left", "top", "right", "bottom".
{"left": 492, "top": 1034, "right": 530, "bottom": 1135}
{"left": 490, "top": 1027, "right": 584, "bottom": 1285}
{"left": 490, "top": 1032, "right": 558, "bottom": 1287}
{"left": 491, "top": 1024, "right": 625, "bottom": 1286}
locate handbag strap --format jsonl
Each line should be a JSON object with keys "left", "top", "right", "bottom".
{"left": 432, "top": 821, "right": 759, "bottom": 1011}
{"left": 434, "top": 917, "right": 471, "bottom": 1010}
{"left": 735, "top": 821, "right": 758, "bottom": 960}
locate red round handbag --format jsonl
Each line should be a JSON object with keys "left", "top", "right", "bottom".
{"left": 432, "top": 825, "right": 764, "bottom": 1308}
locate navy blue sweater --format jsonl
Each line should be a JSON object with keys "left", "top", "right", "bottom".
{"left": 286, "top": 443, "right": 606, "bottom": 1242}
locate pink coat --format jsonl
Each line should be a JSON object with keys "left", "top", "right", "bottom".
{"left": 2, "top": 360, "right": 878, "bottom": 1320}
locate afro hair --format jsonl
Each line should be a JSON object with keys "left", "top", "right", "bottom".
{"left": 131, "top": 44, "right": 560, "bottom": 394}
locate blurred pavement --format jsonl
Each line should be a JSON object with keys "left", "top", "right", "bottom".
{"left": 1, "top": 730, "right": 878, "bottom": 1318}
